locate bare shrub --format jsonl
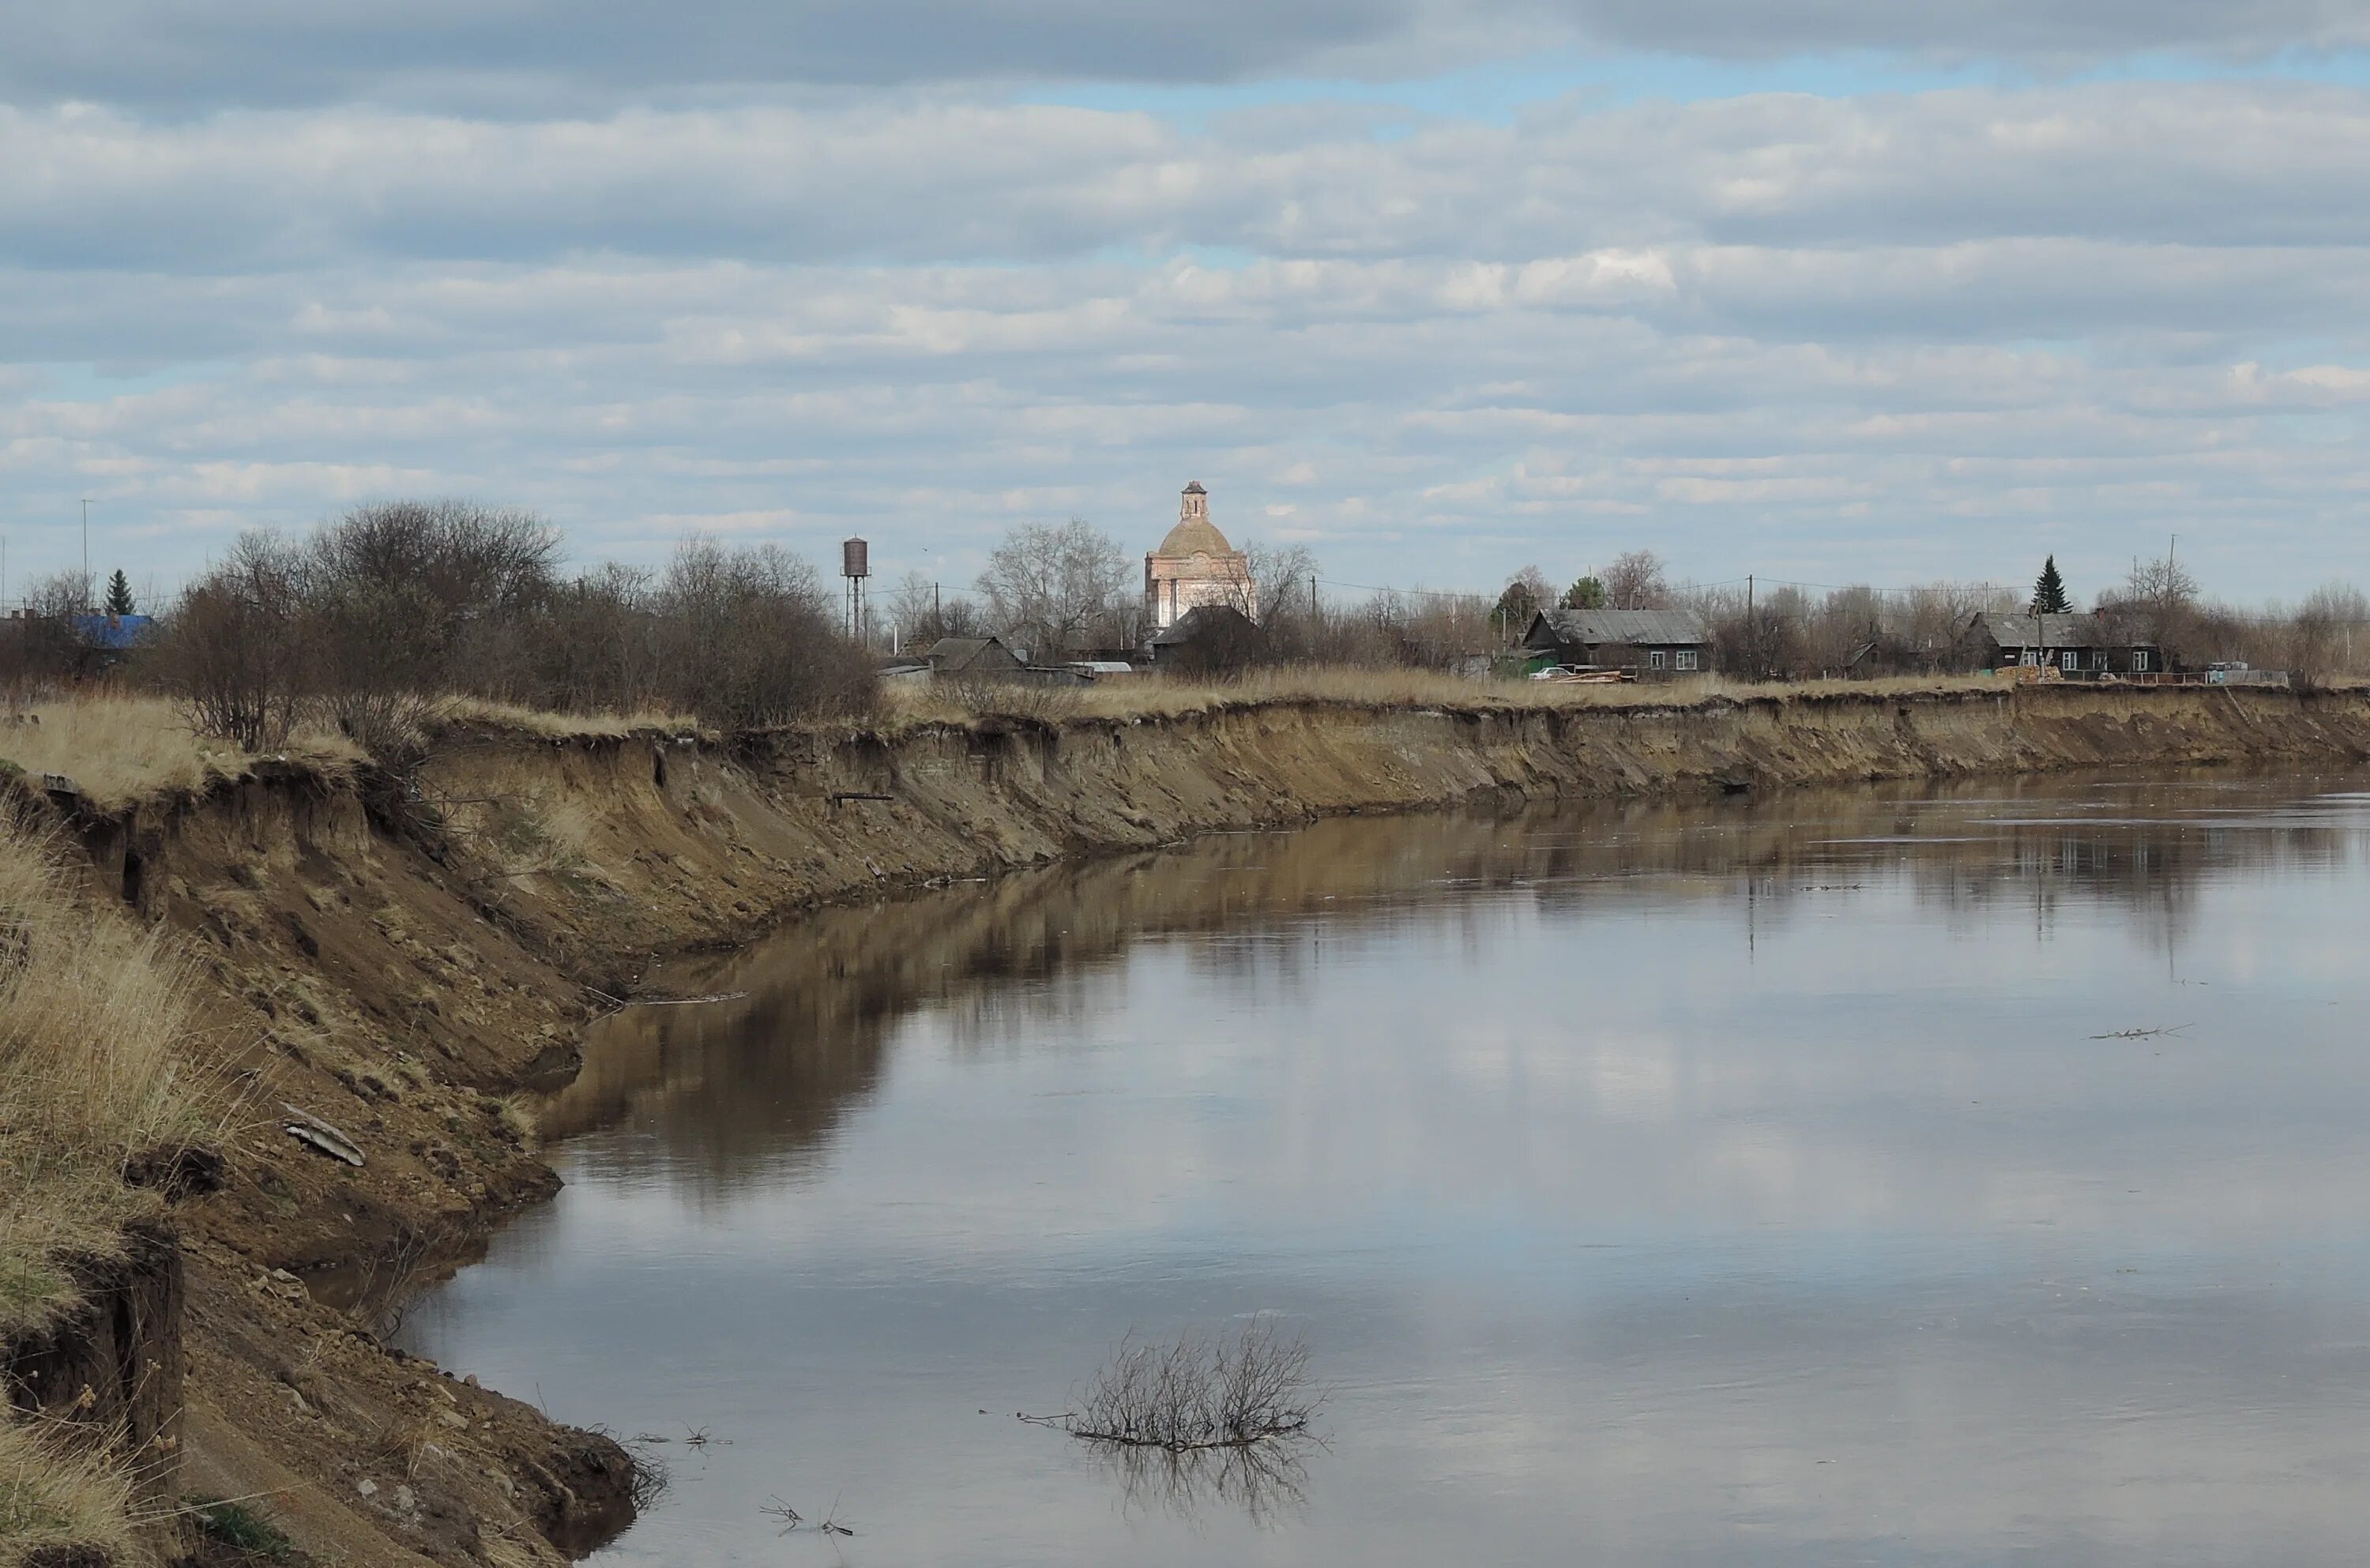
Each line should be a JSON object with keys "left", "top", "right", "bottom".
{"left": 651, "top": 538, "right": 876, "bottom": 728}
{"left": 159, "top": 534, "right": 311, "bottom": 749}
{"left": 302, "top": 499, "right": 559, "bottom": 699}
{"left": 1063, "top": 1323, "right": 1322, "bottom": 1450}
{"left": 528, "top": 564, "right": 665, "bottom": 714}
{"left": 887, "top": 569, "right": 986, "bottom": 652}
{"left": 951, "top": 675, "right": 1083, "bottom": 725}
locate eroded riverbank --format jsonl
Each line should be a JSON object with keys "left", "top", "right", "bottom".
{"left": 10, "top": 684, "right": 2370, "bottom": 1565}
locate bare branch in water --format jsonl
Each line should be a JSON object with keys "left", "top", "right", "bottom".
{"left": 1030, "top": 1322, "right": 1325, "bottom": 1451}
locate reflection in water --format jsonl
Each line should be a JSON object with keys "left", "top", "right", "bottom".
{"left": 404, "top": 770, "right": 2370, "bottom": 1566}
{"left": 1089, "top": 1435, "right": 1318, "bottom": 1529}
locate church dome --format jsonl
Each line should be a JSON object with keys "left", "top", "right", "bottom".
{"left": 1156, "top": 516, "right": 1234, "bottom": 558}
{"left": 1155, "top": 479, "right": 1234, "bottom": 558}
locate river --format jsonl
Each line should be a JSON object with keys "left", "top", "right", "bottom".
{"left": 400, "top": 770, "right": 2370, "bottom": 1566}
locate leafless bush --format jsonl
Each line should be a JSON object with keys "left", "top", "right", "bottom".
{"left": 1060, "top": 1323, "right": 1321, "bottom": 1450}
{"left": 159, "top": 535, "right": 311, "bottom": 748}
{"left": 953, "top": 675, "right": 1083, "bottom": 724}
{"left": 155, "top": 506, "right": 878, "bottom": 745}
{"left": 1326, "top": 589, "right": 1492, "bottom": 671}
{"left": 300, "top": 501, "right": 559, "bottom": 742}
{"left": 651, "top": 537, "right": 875, "bottom": 728}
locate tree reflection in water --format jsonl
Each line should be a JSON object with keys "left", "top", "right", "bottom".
{"left": 1090, "top": 1432, "right": 1322, "bottom": 1530}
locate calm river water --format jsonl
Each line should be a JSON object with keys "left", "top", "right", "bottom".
{"left": 403, "top": 772, "right": 2370, "bottom": 1566}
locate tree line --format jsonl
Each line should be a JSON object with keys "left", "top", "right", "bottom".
{"left": 8, "top": 503, "right": 2366, "bottom": 750}
{"left": 1485, "top": 547, "right": 2370, "bottom": 682}
{"left": 1, "top": 502, "right": 875, "bottom": 746}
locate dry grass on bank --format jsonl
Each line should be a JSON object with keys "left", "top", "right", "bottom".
{"left": 433, "top": 695, "right": 702, "bottom": 741}
{"left": 0, "top": 1418, "right": 137, "bottom": 1568}
{"left": 0, "top": 817, "right": 219, "bottom": 1563}
{"left": 878, "top": 666, "right": 2020, "bottom": 730}
{"left": 0, "top": 694, "right": 363, "bottom": 813}
{"left": 0, "top": 818, "right": 218, "bottom": 1337}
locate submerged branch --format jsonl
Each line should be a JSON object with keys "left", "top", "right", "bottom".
{"left": 1026, "top": 1323, "right": 1326, "bottom": 1453}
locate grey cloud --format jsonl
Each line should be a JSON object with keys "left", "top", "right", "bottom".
{"left": 0, "top": 0, "right": 1418, "bottom": 110}
{"left": 1529, "top": 0, "right": 2370, "bottom": 62}
{"left": 8, "top": 85, "right": 2370, "bottom": 276}
{"left": 6, "top": 242, "right": 2368, "bottom": 601}
{"left": 3, "top": 0, "right": 2366, "bottom": 110}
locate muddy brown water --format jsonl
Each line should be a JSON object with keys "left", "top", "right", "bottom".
{"left": 401, "top": 771, "right": 2370, "bottom": 1565}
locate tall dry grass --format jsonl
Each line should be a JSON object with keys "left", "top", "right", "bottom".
{"left": 876, "top": 665, "right": 2019, "bottom": 731}
{"left": 0, "top": 1416, "right": 137, "bottom": 1568}
{"left": 0, "top": 815, "right": 220, "bottom": 1564}
{"left": 432, "top": 694, "right": 702, "bottom": 740}
{"left": 0, "top": 816, "right": 217, "bottom": 1334}
{"left": 0, "top": 694, "right": 361, "bottom": 813}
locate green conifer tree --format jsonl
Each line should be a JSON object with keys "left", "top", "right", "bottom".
{"left": 103, "top": 570, "right": 134, "bottom": 617}
{"left": 2030, "top": 556, "right": 2071, "bottom": 615}
{"left": 1563, "top": 577, "right": 1608, "bottom": 610}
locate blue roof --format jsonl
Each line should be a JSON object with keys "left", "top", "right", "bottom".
{"left": 71, "top": 614, "right": 155, "bottom": 650}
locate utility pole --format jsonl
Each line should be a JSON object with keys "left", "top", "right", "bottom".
{"left": 80, "top": 498, "right": 92, "bottom": 610}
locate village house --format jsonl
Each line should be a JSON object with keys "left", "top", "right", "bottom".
{"left": 1147, "top": 604, "right": 1259, "bottom": 669}
{"left": 1144, "top": 482, "right": 1254, "bottom": 631}
{"left": 1520, "top": 607, "right": 1712, "bottom": 679}
{"left": 1962, "top": 612, "right": 2163, "bottom": 677}
{"left": 925, "top": 634, "right": 1025, "bottom": 679}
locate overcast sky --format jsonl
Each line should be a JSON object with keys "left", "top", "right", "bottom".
{"left": 4, "top": 2, "right": 2368, "bottom": 607}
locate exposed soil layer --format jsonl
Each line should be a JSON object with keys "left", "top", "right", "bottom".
{"left": 10, "top": 683, "right": 2370, "bottom": 1566}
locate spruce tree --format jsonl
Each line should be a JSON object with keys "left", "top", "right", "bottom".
{"left": 103, "top": 570, "right": 134, "bottom": 616}
{"left": 2030, "top": 555, "right": 2070, "bottom": 615}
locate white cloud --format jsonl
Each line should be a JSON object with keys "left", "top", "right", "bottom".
{"left": 0, "top": 73, "right": 2364, "bottom": 597}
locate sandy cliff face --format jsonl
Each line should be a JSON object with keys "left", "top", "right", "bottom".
{"left": 10, "top": 684, "right": 2368, "bottom": 1566}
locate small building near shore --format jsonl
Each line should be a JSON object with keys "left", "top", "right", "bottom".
{"left": 925, "top": 635, "right": 1026, "bottom": 679}
{"left": 1147, "top": 604, "right": 1261, "bottom": 670}
{"left": 1521, "top": 608, "right": 1711, "bottom": 678}
{"left": 1964, "top": 612, "right": 2163, "bottom": 676}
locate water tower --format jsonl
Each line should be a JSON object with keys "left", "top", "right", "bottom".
{"left": 841, "top": 536, "right": 869, "bottom": 639}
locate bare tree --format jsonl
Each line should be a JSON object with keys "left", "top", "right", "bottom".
{"left": 889, "top": 569, "right": 982, "bottom": 651}
{"left": 1604, "top": 550, "right": 1672, "bottom": 611}
{"left": 2103, "top": 551, "right": 2201, "bottom": 661}
{"left": 976, "top": 519, "right": 1136, "bottom": 659}
{"left": 2293, "top": 581, "right": 2368, "bottom": 679}
{"left": 160, "top": 533, "right": 312, "bottom": 747}
{"left": 1206, "top": 542, "right": 1320, "bottom": 662}
{"left": 1492, "top": 566, "right": 1552, "bottom": 642}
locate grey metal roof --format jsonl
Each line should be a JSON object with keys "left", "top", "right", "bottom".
{"left": 1976, "top": 613, "right": 2138, "bottom": 650}
{"left": 925, "top": 635, "right": 1017, "bottom": 671}
{"left": 1150, "top": 604, "right": 1254, "bottom": 645}
{"left": 1530, "top": 607, "right": 1709, "bottom": 646}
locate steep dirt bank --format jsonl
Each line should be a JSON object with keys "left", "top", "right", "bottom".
{"left": 11, "top": 682, "right": 2369, "bottom": 1566}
